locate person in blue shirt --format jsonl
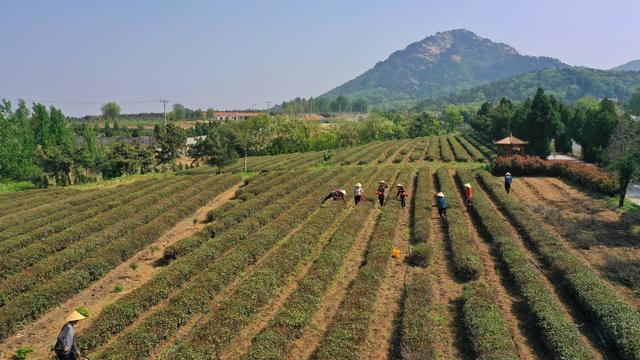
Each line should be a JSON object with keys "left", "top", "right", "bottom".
{"left": 504, "top": 172, "right": 513, "bottom": 193}
{"left": 436, "top": 192, "right": 447, "bottom": 219}
{"left": 55, "top": 310, "right": 86, "bottom": 359}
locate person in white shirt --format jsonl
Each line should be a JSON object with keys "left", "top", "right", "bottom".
{"left": 353, "top": 183, "right": 365, "bottom": 205}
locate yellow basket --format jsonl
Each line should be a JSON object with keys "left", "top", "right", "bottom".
{"left": 391, "top": 248, "right": 400, "bottom": 258}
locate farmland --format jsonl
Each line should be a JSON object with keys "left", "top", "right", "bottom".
{"left": 1, "top": 136, "right": 639, "bottom": 360}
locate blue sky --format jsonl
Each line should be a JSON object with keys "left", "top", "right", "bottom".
{"left": 1, "top": 0, "right": 639, "bottom": 116}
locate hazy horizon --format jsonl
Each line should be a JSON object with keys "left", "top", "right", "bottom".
{"left": 1, "top": 0, "right": 639, "bottom": 116}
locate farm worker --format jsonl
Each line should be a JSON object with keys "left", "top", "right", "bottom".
{"left": 396, "top": 184, "right": 409, "bottom": 209}
{"left": 504, "top": 172, "right": 513, "bottom": 193}
{"left": 436, "top": 192, "right": 447, "bottom": 219}
{"left": 375, "top": 181, "right": 387, "bottom": 207}
{"left": 54, "top": 310, "right": 86, "bottom": 360}
{"left": 353, "top": 183, "right": 365, "bottom": 205}
{"left": 464, "top": 183, "right": 473, "bottom": 206}
{"left": 321, "top": 189, "right": 347, "bottom": 207}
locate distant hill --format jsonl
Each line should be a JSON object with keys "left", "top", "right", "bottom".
{"left": 322, "top": 29, "right": 566, "bottom": 104}
{"left": 611, "top": 59, "right": 640, "bottom": 72}
{"left": 416, "top": 67, "right": 640, "bottom": 107}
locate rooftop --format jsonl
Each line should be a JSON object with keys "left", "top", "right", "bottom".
{"left": 493, "top": 133, "right": 528, "bottom": 145}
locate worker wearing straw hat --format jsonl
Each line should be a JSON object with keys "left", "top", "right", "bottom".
{"left": 54, "top": 310, "right": 86, "bottom": 359}
{"left": 504, "top": 172, "right": 513, "bottom": 194}
{"left": 436, "top": 192, "right": 447, "bottom": 219}
{"left": 375, "top": 181, "right": 387, "bottom": 207}
{"left": 464, "top": 183, "right": 473, "bottom": 207}
{"left": 353, "top": 182, "right": 365, "bottom": 205}
{"left": 321, "top": 188, "right": 347, "bottom": 208}
{"left": 395, "top": 183, "right": 408, "bottom": 209}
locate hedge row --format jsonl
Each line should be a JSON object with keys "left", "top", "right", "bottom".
{"left": 162, "top": 168, "right": 375, "bottom": 358}
{"left": 435, "top": 168, "right": 482, "bottom": 281}
{"left": 425, "top": 138, "right": 438, "bottom": 161}
{"left": 409, "top": 139, "right": 426, "bottom": 162}
{"left": 0, "top": 188, "right": 75, "bottom": 217}
{"left": 242, "top": 169, "right": 383, "bottom": 360}
{"left": 462, "top": 280, "right": 519, "bottom": 360}
{"left": 0, "top": 176, "right": 199, "bottom": 279}
{"left": 313, "top": 169, "right": 412, "bottom": 359}
{"left": 163, "top": 170, "right": 322, "bottom": 261}
{"left": 455, "top": 135, "right": 485, "bottom": 162}
{"left": 491, "top": 156, "right": 618, "bottom": 196}
{"left": 447, "top": 136, "right": 471, "bottom": 162}
{"left": 0, "top": 176, "right": 238, "bottom": 301}
{"left": 78, "top": 169, "right": 341, "bottom": 352}
{"left": 456, "top": 170, "right": 595, "bottom": 359}
{"left": 439, "top": 136, "right": 453, "bottom": 162}
{"left": 477, "top": 171, "right": 640, "bottom": 359}
{"left": 357, "top": 142, "right": 390, "bottom": 165}
{"left": 0, "top": 174, "right": 238, "bottom": 340}
{"left": 0, "top": 183, "right": 123, "bottom": 234}
{"left": 401, "top": 169, "right": 438, "bottom": 359}
{"left": 0, "top": 179, "right": 164, "bottom": 257}
{"left": 89, "top": 169, "right": 359, "bottom": 359}
{"left": 462, "top": 133, "right": 495, "bottom": 159}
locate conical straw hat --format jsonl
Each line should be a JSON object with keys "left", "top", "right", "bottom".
{"left": 505, "top": 172, "right": 511, "bottom": 176}
{"left": 339, "top": 190, "right": 347, "bottom": 196}
{"left": 463, "top": 183, "right": 472, "bottom": 188}
{"left": 436, "top": 192, "right": 445, "bottom": 197}
{"left": 379, "top": 180, "right": 387, "bottom": 184}
{"left": 355, "top": 183, "right": 362, "bottom": 187}
{"left": 65, "top": 310, "right": 86, "bottom": 322}
{"left": 396, "top": 184, "right": 403, "bottom": 187}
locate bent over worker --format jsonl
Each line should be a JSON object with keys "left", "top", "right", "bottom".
{"left": 436, "top": 192, "right": 447, "bottom": 219}
{"left": 55, "top": 310, "right": 86, "bottom": 360}
{"left": 504, "top": 172, "right": 513, "bottom": 194}
{"left": 353, "top": 183, "right": 365, "bottom": 205}
{"left": 396, "top": 184, "right": 408, "bottom": 209}
{"left": 321, "top": 189, "right": 347, "bottom": 207}
{"left": 464, "top": 183, "right": 473, "bottom": 207}
{"left": 376, "top": 181, "right": 387, "bottom": 207}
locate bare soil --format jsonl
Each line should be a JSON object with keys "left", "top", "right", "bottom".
{"left": 0, "top": 183, "right": 243, "bottom": 359}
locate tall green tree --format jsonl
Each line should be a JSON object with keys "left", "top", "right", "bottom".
{"left": 628, "top": 86, "right": 640, "bottom": 116}
{"left": 580, "top": 98, "right": 619, "bottom": 163}
{"left": 524, "top": 88, "right": 560, "bottom": 158}
{"left": 172, "top": 103, "right": 185, "bottom": 120}
{"left": 230, "top": 115, "right": 272, "bottom": 172}
{"left": 554, "top": 103, "right": 573, "bottom": 153}
{"left": 188, "top": 129, "right": 236, "bottom": 173}
{"left": 101, "top": 102, "right": 121, "bottom": 121}
{"left": 330, "top": 96, "right": 350, "bottom": 113}
{"left": 351, "top": 98, "right": 369, "bottom": 113}
{"left": 605, "top": 115, "right": 640, "bottom": 207}
{"left": 156, "top": 124, "right": 186, "bottom": 163}
{"left": 443, "top": 106, "right": 464, "bottom": 132}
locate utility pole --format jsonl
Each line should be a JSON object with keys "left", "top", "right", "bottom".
{"left": 160, "top": 99, "right": 169, "bottom": 126}
{"left": 266, "top": 101, "right": 271, "bottom": 115}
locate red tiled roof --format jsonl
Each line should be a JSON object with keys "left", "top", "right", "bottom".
{"left": 493, "top": 134, "right": 528, "bottom": 145}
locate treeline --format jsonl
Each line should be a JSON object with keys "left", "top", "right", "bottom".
{"left": 279, "top": 95, "right": 369, "bottom": 115}
{"left": 0, "top": 100, "right": 188, "bottom": 186}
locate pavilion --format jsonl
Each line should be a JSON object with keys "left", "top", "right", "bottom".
{"left": 493, "top": 133, "right": 528, "bottom": 157}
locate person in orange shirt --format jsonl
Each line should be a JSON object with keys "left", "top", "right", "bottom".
{"left": 464, "top": 183, "right": 473, "bottom": 207}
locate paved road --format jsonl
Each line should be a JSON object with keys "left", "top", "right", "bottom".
{"left": 628, "top": 182, "right": 640, "bottom": 205}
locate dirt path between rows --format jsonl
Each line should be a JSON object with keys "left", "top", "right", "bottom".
{"left": 476, "top": 179, "right": 611, "bottom": 359}
{"left": 425, "top": 170, "right": 464, "bottom": 359}
{"left": 219, "top": 202, "right": 357, "bottom": 360}
{"left": 513, "top": 177, "right": 640, "bottom": 308}
{"left": 385, "top": 140, "right": 411, "bottom": 164}
{"left": 288, "top": 205, "right": 382, "bottom": 359}
{"left": 0, "top": 183, "right": 242, "bottom": 359}
{"left": 360, "top": 173, "right": 415, "bottom": 360}
{"left": 449, "top": 172, "right": 542, "bottom": 360}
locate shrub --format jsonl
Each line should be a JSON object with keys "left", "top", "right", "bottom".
{"left": 408, "top": 243, "right": 431, "bottom": 268}
{"left": 12, "top": 347, "right": 34, "bottom": 360}
{"left": 76, "top": 306, "right": 90, "bottom": 317}
{"left": 425, "top": 137, "right": 438, "bottom": 161}
{"left": 113, "top": 283, "right": 123, "bottom": 293}
{"left": 439, "top": 136, "right": 454, "bottom": 162}
{"left": 491, "top": 156, "right": 618, "bottom": 196}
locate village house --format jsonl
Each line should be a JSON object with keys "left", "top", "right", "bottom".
{"left": 214, "top": 112, "right": 261, "bottom": 121}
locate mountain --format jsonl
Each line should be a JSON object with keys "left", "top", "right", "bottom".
{"left": 611, "top": 60, "right": 640, "bottom": 72}
{"left": 416, "top": 67, "right": 640, "bottom": 108}
{"left": 322, "top": 29, "right": 566, "bottom": 104}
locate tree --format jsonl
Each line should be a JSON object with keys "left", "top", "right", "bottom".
{"left": 330, "top": 96, "right": 350, "bottom": 114}
{"left": 580, "top": 98, "right": 619, "bottom": 163}
{"left": 554, "top": 103, "right": 573, "bottom": 153}
{"left": 489, "top": 98, "right": 515, "bottom": 140}
{"left": 206, "top": 107, "right": 216, "bottom": 120}
{"left": 36, "top": 143, "right": 75, "bottom": 186}
{"left": 605, "top": 115, "right": 640, "bottom": 207}
{"left": 156, "top": 123, "right": 186, "bottom": 163}
{"left": 408, "top": 112, "right": 441, "bottom": 137}
{"left": 193, "top": 108, "right": 204, "bottom": 121}
{"left": 172, "top": 103, "right": 185, "bottom": 120}
{"left": 443, "top": 106, "right": 464, "bottom": 132}
{"left": 188, "top": 129, "right": 236, "bottom": 173}
{"left": 524, "top": 88, "right": 561, "bottom": 158}
{"left": 351, "top": 98, "right": 369, "bottom": 113}
{"left": 628, "top": 87, "right": 640, "bottom": 116}
{"left": 101, "top": 102, "right": 121, "bottom": 121}
{"left": 230, "top": 116, "right": 272, "bottom": 172}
